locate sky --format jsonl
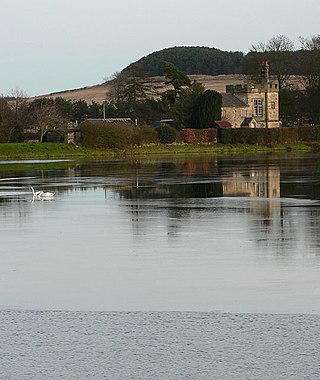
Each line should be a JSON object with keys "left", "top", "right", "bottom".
{"left": 1, "top": 0, "right": 319, "bottom": 97}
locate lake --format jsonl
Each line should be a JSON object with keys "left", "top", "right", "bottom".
{"left": 1, "top": 153, "right": 320, "bottom": 314}
{"left": 1, "top": 153, "right": 320, "bottom": 379}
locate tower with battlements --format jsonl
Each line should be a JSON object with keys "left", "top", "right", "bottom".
{"left": 221, "top": 62, "right": 280, "bottom": 128}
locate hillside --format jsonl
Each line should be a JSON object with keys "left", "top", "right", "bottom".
{"left": 123, "top": 46, "right": 245, "bottom": 76}
{"left": 33, "top": 45, "right": 307, "bottom": 104}
{"left": 34, "top": 75, "right": 246, "bottom": 104}
{"left": 35, "top": 74, "right": 304, "bottom": 105}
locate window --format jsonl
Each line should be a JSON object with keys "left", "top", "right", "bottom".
{"left": 253, "top": 99, "right": 263, "bottom": 117}
{"left": 240, "top": 109, "right": 247, "bottom": 117}
{"left": 221, "top": 110, "right": 226, "bottom": 117}
{"left": 271, "top": 101, "right": 276, "bottom": 110}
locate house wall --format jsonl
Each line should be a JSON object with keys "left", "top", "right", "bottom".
{"left": 246, "top": 88, "right": 279, "bottom": 128}
{"left": 222, "top": 80, "right": 280, "bottom": 129}
{"left": 221, "top": 107, "right": 249, "bottom": 128}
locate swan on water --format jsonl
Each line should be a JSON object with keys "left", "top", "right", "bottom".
{"left": 30, "top": 186, "right": 55, "bottom": 198}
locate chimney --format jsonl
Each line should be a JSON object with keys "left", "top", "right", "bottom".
{"left": 261, "top": 61, "right": 269, "bottom": 89}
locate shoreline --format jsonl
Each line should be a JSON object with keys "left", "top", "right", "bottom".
{"left": 0, "top": 142, "right": 314, "bottom": 160}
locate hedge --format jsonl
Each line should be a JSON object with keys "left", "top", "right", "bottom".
{"left": 80, "top": 122, "right": 320, "bottom": 149}
{"left": 80, "top": 123, "right": 160, "bottom": 149}
{"left": 155, "top": 124, "right": 177, "bottom": 144}
{"left": 218, "top": 126, "right": 320, "bottom": 145}
{"left": 182, "top": 128, "right": 218, "bottom": 144}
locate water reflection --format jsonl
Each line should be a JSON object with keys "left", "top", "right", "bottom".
{"left": 1, "top": 154, "right": 320, "bottom": 312}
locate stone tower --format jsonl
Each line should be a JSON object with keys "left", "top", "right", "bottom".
{"left": 223, "top": 61, "right": 280, "bottom": 128}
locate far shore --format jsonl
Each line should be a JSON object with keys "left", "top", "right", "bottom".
{"left": 0, "top": 142, "right": 315, "bottom": 161}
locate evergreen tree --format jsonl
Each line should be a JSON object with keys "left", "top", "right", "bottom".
{"left": 191, "top": 90, "right": 222, "bottom": 129}
{"left": 300, "top": 35, "right": 320, "bottom": 124}
{"left": 173, "top": 81, "right": 205, "bottom": 129}
{"left": 164, "top": 62, "right": 191, "bottom": 97}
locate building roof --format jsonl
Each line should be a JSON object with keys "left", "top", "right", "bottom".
{"left": 85, "top": 118, "right": 133, "bottom": 124}
{"left": 241, "top": 117, "right": 257, "bottom": 127}
{"left": 221, "top": 93, "right": 247, "bottom": 108}
{"left": 214, "top": 121, "right": 233, "bottom": 128}
{"left": 81, "top": 118, "right": 136, "bottom": 128}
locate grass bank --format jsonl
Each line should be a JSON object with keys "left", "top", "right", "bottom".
{"left": 0, "top": 143, "right": 114, "bottom": 160}
{"left": 0, "top": 142, "right": 313, "bottom": 160}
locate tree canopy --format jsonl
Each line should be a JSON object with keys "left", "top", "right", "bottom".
{"left": 191, "top": 90, "right": 222, "bottom": 129}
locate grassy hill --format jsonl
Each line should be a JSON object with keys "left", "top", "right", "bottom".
{"left": 123, "top": 46, "right": 245, "bottom": 76}
{"left": 34, "top": 46, "right": 306, "bottom": 104}
{"left": 35, "top": 74, "right": 248, "bottom": 104}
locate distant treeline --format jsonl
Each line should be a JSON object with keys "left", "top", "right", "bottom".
{"left": 123, "top": 46, "right": 315, "bottom": 77}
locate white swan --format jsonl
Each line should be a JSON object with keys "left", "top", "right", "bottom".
{"left": 31, "top": 186, "right": 55, "bottom": 198}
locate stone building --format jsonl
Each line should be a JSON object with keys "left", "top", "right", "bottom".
{"left": 221, "top": 62, "right": 280, "bottom": 128}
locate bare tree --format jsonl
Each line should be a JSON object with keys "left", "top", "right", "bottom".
{"left": 0, "top": 97, "right": 15, "bottom": 142}
{"left": 106, "top": 71, "right": 126, "bottom": 102}
{"left": 31, "top": 101, "right": 68, "bottom": 141}
{"left": 299, "top": 34, "right": 320, "bottom": 50}
{"left": 299, "top": 35, "right": 320, "bottom": 124}
{"left": 251, "top": 35, "right": 295, "bottom": 90}
{"left": 267, "top": 35, "right": 295, "bottom": 52}
{"left": 1, "top": 87, "right": 29, "bottom": 141}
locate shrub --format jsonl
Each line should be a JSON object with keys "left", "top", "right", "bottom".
{"left": 137, "top": 125, "right": 158, "bottom": 144}
{"left": 80, "top": 121, "right": 137, "bottom": 149}
{"left": 207, "top": 128, "right": 218, "bottom": 143}
{"left": 155, "top": 124, "right": 177, "bottom": 144}
{"left": 314, "top": 126, "right": 320, "bottom": 140}
{"left": 182, "top": 128, "right": 196, "bottom": 143}
{"left": 182, "top": 128, "right": 217, "bottom": 143}
{"left": 218, "top": 126, "right": 320, "bottom": 145}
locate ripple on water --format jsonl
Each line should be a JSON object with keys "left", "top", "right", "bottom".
{"left": 0, "top": 310, "right": 319, "bottom": 380}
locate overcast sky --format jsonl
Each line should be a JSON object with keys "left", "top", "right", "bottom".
{"left": 1, "top": 0, "right": 319, "bottom": 96}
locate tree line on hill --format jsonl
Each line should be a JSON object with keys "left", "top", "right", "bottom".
{"left": 0, "top": 34, "right": 319, "bottom": 143}
{"left": 122, "top": 35, "right": 319, "bottom": 80}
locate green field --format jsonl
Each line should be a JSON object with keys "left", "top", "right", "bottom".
{"left": 0, "top": 142, "right": 313, "bottom": 160}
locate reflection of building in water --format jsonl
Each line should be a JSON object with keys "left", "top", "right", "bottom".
{"left": 222, "top": 167, "right": 281, "bottom": 219}
{"left": 222, "top": 168, "right": 280, "bottom": 198}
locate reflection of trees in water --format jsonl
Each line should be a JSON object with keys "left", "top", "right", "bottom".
{"left": 116, "top": 156, "right": 320, "bottom": 255}
{"left": 3, "top": 154, "right": 320, "bottom": 254}
{"left": 250, "top": 203, "right": 320, "bottom": 255}
{"left": 118, "top": 182, "right": 223, "bottom": 200}
{"left": 0, "top": 198, "right": 33, "bottom": 222}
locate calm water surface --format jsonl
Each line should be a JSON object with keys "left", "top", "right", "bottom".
{"left": 1, "top": 153, "right": 320, "bottom": 314}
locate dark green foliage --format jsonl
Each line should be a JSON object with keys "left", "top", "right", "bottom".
{"left": 131, "top": 98, "right": 166, "bottom": 123}
{"left": 168, "top": 182, "right": 223, "bottom": 198}
{"left": 155, "top": 124, "right": 177, "bottom": 144}
{"left": 135, "top": 125, "right": 158, "bottom": 145}
{"left": 279, "top": 88, "right": 307, "bottom": 126}
{"left": 80, "top": 122, "right": 137, "bottom": 149}
{"left": 164, "top": 62, "right": 191, "bottom": 94}
{"left": 30, "top": 97, "right": 103, "bottom": 122}
{"left": 123, "top": 46, "right": 245, "bottom": 76}
{"left": 191, "top": 90, "right": 222, "bottom": 129}
{"left": 305, "top": 83, "right": 320, "bottom": 125}
{"left": 218, "top": 126, "right": 320, "bottom": 145}
{"left": 123, "top": 45, "right": 320, "bottom": 78}
{"left": 173, "top": 81, "right": 205, "bottom": 129}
